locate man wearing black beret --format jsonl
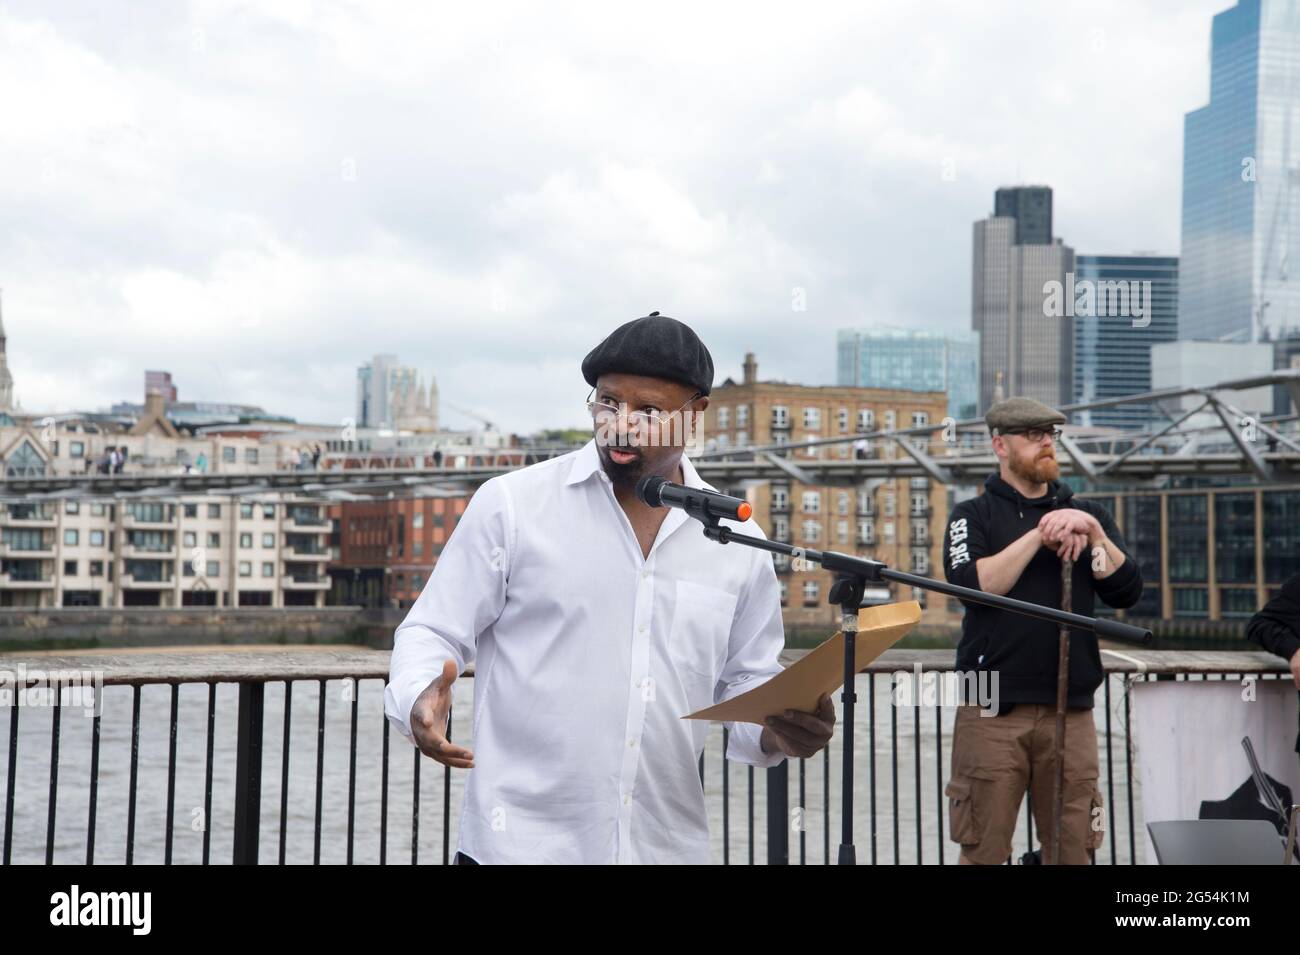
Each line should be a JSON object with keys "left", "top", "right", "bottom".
{"left": 385, "top": 311, "right": 836, "bottom": 864}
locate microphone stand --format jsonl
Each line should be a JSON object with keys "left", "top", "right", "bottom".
{"left": 691, "top": 513, "right": 1153, "bottom": 867}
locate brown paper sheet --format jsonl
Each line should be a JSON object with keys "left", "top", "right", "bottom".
{"left": 683, "top": 601, "right": 922, "bottom": 725}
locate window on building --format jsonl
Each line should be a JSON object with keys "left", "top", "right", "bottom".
{"left": 240, "top": 533, "right": 252, "bottom": 548}
{"left": 65, "top": 501, "right": 79, "bottom": 515}
{"left": 838, "top": 408, "right": 849, "bottom": 433}
{"left": 239, "top": 561, "right": 252, "bottom": 577}
{"left": 413, "top": 512, "right": 424, "bottom": 529}
{"left": 911, "top": 411, "right": 929, "bottom": 428}
{"left": 183, "top": 531, "right": 197, "bottom": 548}
{"left": 246, "top": 448, "right": 259, "bottom": 464}
{"left": 240, "top": 503, "right": 254, "bottom": 519}
{"left": 90, "top": 530, "right": 105, "bottom": 547}
{"left": 91, "top": 503, "right": 105, "bottom": 516}
{"left": 803, "top": 580, "right": 819, "bottom": 605}
{"left": 90, "top": 561, "right": 103, "bottom": 577}
{"left": 771, "top": 406, "right": 789, "bottom": 429}
{"left": 70, "top": 441, "right": 85, "bottom": 457}
{"left": 183, "top": 503, "right": 198, "bottom": 518}
{"left": 802, "top": 520, "right": 821, "bottom": 542}
{"left": 207, "top": 560, "right": 219, "bottom": 576}
{"left": 64, "top": 560, "right": 77, "bottom": 575}
{"left": 64, "top": 529, "right": 78, "bottom": 546}
{"left": 263, "top": 533, "right": 274, "bottom": 548}
{"left": 803, "top": 407, "right": 820, "bottom": 429}
{"left": 857, "top": 409, "right": 874, "bottom": 433}
{"left": 263, "top": 504, "right": 275, "bottom": 518}
{"left": 802, "top": 491, "right": 820, "bottom": 513}
{"left": 222, "top": 447, "right": 236, "bottom": 463}
{"left": 717, "top": 407, "right": 730, "bottom": 429}
{"left": 262, "top": 562, "right": 274, "bottom": 577}
{"left": 208, "top": 504, "right": 221, "bottom": 518}
{"left": 736, "top": 405, "right": 749, "bottom": 428}
{"left": 208, "top": 532, "right": 220, "bottom": 547}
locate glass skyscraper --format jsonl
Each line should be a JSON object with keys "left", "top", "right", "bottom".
{"left": 836, "top": 327, "right": 980, "bottom": 420}
{"left": 1180, "top": 0, "right": 1300, "bottom": 343}
{"left": 1072, "top": 255, "right": 1180, "bottom": 429}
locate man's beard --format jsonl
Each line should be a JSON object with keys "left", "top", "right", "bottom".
{"left": 1009, "top": 448, "right": 1060, "bottom": 485}
{"left": 597, "top": 443, "right": 647, "bottom": 489}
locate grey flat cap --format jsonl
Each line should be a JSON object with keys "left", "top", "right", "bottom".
{"left": 985, "top": 396, "right": 1066, "bottom": 435}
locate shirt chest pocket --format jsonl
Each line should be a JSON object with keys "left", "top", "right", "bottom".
{"left": 668, "top": 579, "right": 738, "bottom": 689}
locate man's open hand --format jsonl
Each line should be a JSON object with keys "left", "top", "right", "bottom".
{"left": 761, "top": 693, "right": 836, "bottom": 759}
{"left": 410, "top": 659, "right": 475, "bottom": 768}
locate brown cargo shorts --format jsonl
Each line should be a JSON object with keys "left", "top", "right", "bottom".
{"left": 945, "top": 703, "right": 1104, "bottom": 865}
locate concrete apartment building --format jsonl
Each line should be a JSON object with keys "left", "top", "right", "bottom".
{"left": 704, "top": 353, "right": 954, "bottom": 631}
{"left": 0, "top": 493, "right": 332, "bottom": 608}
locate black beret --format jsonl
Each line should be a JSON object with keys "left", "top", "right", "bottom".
{"left": 581, "top": 311, "right": 715, "bottom": 396}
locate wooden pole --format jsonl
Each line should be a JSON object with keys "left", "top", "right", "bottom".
{"left": 1051, "top": 557, "right": 1073, "bottom": 865}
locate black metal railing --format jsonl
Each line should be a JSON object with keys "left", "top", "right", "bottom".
{"left": 0, "top": 649, "right": 1289, "bottom": 865}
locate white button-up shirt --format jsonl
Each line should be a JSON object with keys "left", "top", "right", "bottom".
{"left": 384, "top": 439, "right": 787, "bottom": 864}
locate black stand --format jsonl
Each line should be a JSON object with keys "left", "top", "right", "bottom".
{"left": 698, "top": 517, "right": 1152, "bottom": 867}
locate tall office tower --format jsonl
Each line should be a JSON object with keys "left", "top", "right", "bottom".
{"left": 355, "top": 355, "right": 440, "bottom": 431}
{"left": 972, "top": 189, "right": 1075, "bottom": 413}
{"left": 356, "top": 354, "right": 398, "bottom": 428}
{"left": 1180, "top": 0, "right": 1300, "bottom": 343}
{"left": 994, "top": 186, "right": 1054, "bottom": 245}
{"left": 1072, "top": 255, "right": 1180, "bottom": 429}
{"left": 144, "top": 370, "right": 178, "bottom": 403}
{"left": 836, "top": 327, "right": 980, "bottom": 420}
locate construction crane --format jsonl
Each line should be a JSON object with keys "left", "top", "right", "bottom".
{"left": 444, "top": 401, "right": 497, "bottom": 432}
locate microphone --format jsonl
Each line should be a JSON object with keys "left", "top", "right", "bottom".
{"left": 635, "top": 474, "right": 753, "bottom": 523}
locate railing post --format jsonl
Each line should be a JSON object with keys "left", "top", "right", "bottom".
{"left": 766, "top": 760, "right": 789, "bottom": 865}
{"left": 233, "top": 681, "right": 265, "bottom": 865}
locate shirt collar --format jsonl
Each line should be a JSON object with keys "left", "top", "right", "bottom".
{"left": 564, "top": 439, "right": 711, "bottom": 490}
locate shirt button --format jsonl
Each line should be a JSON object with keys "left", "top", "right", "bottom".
{"left": 641, "top": 569, "right": 650, "bottom": 579}
{"left": 638, "top": 624, "right": 647, "bottom": 633}
{"left": 623, "top": 794, "right": 632, "bottom": 805}
{"left": 628, "top": 738, "right": 637, "bottom": 748}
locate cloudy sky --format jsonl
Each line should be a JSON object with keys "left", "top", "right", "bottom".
{"left": 1, "top": 0, "right": 1229, "bottom": 433}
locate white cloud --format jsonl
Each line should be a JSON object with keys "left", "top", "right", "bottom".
{"left": 0, "top": 0, "right": 1229, "bottom": 430}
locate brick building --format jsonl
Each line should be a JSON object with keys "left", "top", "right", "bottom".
{"left": 703, "top": 353, "right": 954, "bottom": 632}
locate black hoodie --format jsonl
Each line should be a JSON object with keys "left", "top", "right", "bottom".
{"left": 942, "top": 472, "right": 1143, "bottom": 709}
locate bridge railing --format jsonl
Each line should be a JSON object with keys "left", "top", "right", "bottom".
{"left": 0, "top": 648, "right": 1288, "bottom": 864}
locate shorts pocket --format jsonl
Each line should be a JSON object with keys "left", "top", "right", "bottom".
{"left": 1087, "top": 783, "right": 1105, "bottom": 851}
{"left": 946, "top": 775, "right": 981, "bottom": 845}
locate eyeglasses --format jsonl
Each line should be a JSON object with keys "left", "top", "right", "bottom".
{"left": 1003, "top": 426, "right": 1063, "bottom": 443}
{"left": 586, "top": 388, "right": 703, "bottom": 428}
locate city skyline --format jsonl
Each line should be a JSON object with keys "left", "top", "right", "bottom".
{"left": 1, "top": 1, "right": 1228, "bottom": 432}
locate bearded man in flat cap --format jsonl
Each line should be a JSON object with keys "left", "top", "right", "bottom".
{"left": 385, "top": 311, "right": 836, "bottom": 864}
{"left": 941, "top": 396, "right": 1143, "bottom": 865}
